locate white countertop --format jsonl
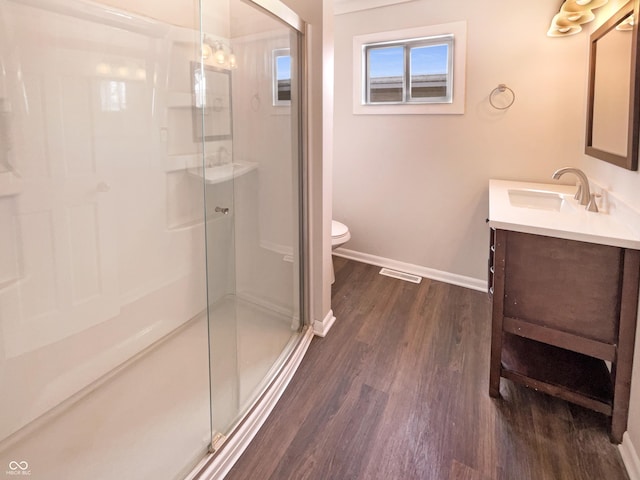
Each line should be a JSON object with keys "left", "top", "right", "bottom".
{"left": 489, "top": 179, "right": 640, "bottom": 250}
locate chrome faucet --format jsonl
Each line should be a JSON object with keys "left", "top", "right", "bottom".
{"left": 204, "top": 146, "right": 230, "bottom": 167}
{"left": 217, "top": 146, "right": 229, "bottom": 165}
{"left": 551, "top": 167, "right": 598, "bottom": 212}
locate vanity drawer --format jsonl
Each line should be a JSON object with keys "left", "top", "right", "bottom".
{"left": 502, "top": 231, "right": 621, "bottom": 344}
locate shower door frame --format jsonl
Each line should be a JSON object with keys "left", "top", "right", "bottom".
{"left": 186, "top": 0, "right": 312, "bottom": 478}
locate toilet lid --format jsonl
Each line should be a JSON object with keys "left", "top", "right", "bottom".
{"left": 332, "top": 220, "right": 349, "bottom": 238}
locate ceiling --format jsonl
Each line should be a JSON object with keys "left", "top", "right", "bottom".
{"left": 334, "top": 0, "right": 417, "bottom": 16}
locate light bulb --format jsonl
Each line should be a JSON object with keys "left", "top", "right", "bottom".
{"left": 214, "top": 44, "right": 226, "bottom": 65}
{"left": 547, "top": 19, "right": 582, "bottom": 36}
{"left": 559, "top": 5, "right": 595, "bottom": 25}
{"left": 564, "top": 0, "right": 609, "bottom": 12}
{"left": 96, "top": 63, "right": 111, "bottom": 75}
{"left": 229, "top": 53, "right": 237, "bottom": 69}
{"left": 201, "top": 43, "right": 212, "bottom": 60}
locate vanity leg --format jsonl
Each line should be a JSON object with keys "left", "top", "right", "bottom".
{"left": 489, "top": 331, "right": 502, "bottom": 397}
{"left": 610, "top": 250, "right": 640, "bottom": 443}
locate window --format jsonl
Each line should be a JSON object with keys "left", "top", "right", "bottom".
{"left": 365, "top": 35, "right": 453, "bottom": 105}
{"left": 353, "top": 21, "right": 467, "bottom": 115}
{"left": 273, "top": 48, "right": 291, "bottom": 106}
{"left": 100, "top": 80, "right": 127, "bottom": 112}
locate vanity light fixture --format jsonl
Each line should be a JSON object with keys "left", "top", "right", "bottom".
{"left": 201, "top": 42, "right": 213, "bottom": 60}
{"left": 547, "top": 0, "right": 609, "bottom": 37}
{"left": 214, "top": 43, "right": 226, "bottom": 65}
{"left": 564, "top": 0, "right": 609, "bottom": 12}
{"left": 560, "top": 6, "right": 596, "bottom": 24}
{"left": 547, "top": 13, "right": 583, "bottom": 36}
{"left": 201, "top": 37, "right": 237, "bottom": 69}
{"left": 228, "top": 51, "right": 238, "bottom": 69}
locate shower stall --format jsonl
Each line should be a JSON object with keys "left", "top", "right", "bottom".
{"left": 0, "top": 0, "right": 309, "bottom": 478}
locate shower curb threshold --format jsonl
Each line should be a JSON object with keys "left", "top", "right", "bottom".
{"left": 185, "top": 326, "right": 315, "bottom": 480}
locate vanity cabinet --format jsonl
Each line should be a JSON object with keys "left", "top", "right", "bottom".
{"left": 488, "top": 228, "right": 640, "bottom": 443}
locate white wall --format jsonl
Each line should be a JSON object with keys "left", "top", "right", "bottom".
{"left": 229, "top": 15, "right": 299, "bottom": 315}
{"left": 282, "top": 0, "right": 334, "bottom": 330}
{"left": 333, "top": 0, "right": 586, "bottom": 284}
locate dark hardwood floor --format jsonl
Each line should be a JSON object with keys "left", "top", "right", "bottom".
{"left": 225, "top": 258, "right": 629, "bottom": 480}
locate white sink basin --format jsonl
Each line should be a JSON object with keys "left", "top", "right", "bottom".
{"left": 189, "top": 161, "right": 258, "bottom": 185}
{"left": 508, "top": 188, "right": 575, "bottom": 212}
{"left": 489, "top": 179, "right": 640, "bottom": 250}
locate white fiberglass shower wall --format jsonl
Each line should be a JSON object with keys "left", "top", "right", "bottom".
{"left": 0, "top": 0, "right": 306, "bottom": 478}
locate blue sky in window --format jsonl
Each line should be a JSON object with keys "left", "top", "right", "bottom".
{"left": 369, "top": 44, "right": 448, "bottom": 77}
{"left": 277, "top": 55, "right": 291, "bottom": 80}
{"left": 369, "top": 46, "right": 403, "bottom": 78}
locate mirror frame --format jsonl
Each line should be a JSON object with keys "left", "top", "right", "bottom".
{"left": 191, "top": 62, "right": 233, "bottom": 142}
{"left": 585, "top": 0, "right": 639, "bottom": 171}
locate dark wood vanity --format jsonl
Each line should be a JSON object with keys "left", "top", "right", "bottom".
{"left": 488, "top": 227, "right": 640, "bottom": 443}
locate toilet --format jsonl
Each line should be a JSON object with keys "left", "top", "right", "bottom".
{"left": 331, "top": 220, "right": 351, "bottom": 283}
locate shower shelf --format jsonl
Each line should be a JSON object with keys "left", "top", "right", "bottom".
{"left": 166, "top": 215, "right": 227, "bottom": 231}
{"left": 188, "top": 161, "right": 257, "bottom": 185}
{"left": 165, "top": 153, "right": 200, "bottom": 172}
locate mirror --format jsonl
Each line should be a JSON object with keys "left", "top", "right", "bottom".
{"left": 585, "top": 1, "right": 639, "bottom": 170}
{"left": 192, "top": 62, "right": 232, "bottom": 141}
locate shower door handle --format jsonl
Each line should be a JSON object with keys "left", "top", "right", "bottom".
{"left": 215, "top": 206, "right": 229, "bottom": 215}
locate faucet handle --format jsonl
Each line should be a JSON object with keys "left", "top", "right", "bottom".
{"left": 586, "top": 193, "right": 600, "bottom": 213}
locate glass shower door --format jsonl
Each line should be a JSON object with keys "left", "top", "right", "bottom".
{"left": 0, "top": 0, "right": 212, "bottom": 478}
{"left": 202, "top": 0, "right": 303, "bottom": 444}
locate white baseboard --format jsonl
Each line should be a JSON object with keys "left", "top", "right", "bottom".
{"left": 313, "top": 309, "right": 336, "bottom": 337}
{"left": 621, "top": 432, "right": 640, "bottom": 480}
{"left": 333, "top": 248, "right": 487, "bottom": 292}
{"left": 185, "top": 327, "right": 314, "bottom": 480}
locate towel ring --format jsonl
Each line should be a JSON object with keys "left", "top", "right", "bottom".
{"left": 489, "top": 84, "right": 515, "bottom": 110}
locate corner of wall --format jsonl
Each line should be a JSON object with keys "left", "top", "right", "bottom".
{"left": 313, "top": 309, "right": 336, "bottom": 337}
{"left": 621, "top": 432, "right": 640, "bottom": 480}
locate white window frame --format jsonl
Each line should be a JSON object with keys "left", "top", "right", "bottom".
{"left": 353, "top": 21, "right": 467, "bottom": 115}
{"left": 272, "top": 48, "right": 291, "bottom": 106}
{"left": 365, "top": 35, "right": 454, "bottom": 105}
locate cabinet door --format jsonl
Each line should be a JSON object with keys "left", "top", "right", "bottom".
{"left": 503, "top": 231, "right": 621, "bottom": 344}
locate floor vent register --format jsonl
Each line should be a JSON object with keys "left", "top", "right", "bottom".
{"left": 379, "top": 268, "right": 422, "bottom": 284}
